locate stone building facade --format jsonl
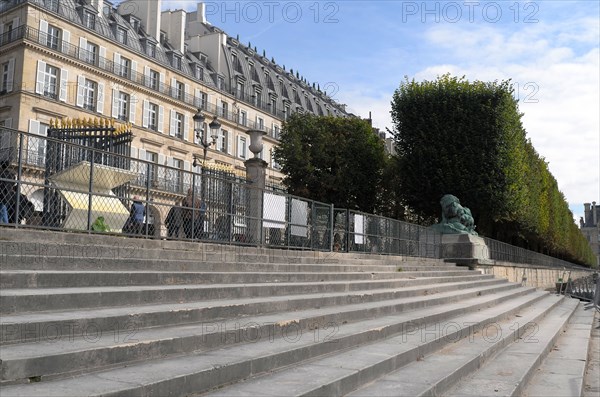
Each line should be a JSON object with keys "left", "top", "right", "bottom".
{"left": 580, "top": 201, "right": 600, "bottom": 268}
{"left": 0, "top": 0, "right": 349, "bottom": 234}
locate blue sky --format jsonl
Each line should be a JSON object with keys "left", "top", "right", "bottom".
{"left": 165, "top": 0, "right": 599, "bottom": 221}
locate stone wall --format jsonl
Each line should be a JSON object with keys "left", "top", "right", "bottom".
{"left": 476, "top": 261, "right": 594, "bottom": 290}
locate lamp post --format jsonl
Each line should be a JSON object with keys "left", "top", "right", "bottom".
{"left": 192, "top": 110, "right": 221, "bottom": 198}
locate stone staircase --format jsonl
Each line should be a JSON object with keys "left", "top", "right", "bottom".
{"left": 0, "top": 229, "right": 597, "bottom": 396}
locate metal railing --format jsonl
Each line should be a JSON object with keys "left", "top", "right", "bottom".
{"left": 1, "top": 128, "right": 595, "bottom": 266}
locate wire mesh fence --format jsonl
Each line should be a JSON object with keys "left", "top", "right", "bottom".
{"left": 0, "top": 127, "right": 594, "bottom": 267}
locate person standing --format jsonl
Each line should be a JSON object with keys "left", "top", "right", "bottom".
{"left": 183, "top": 188, "right": 201, "bottom": 239}
{"left": 165, "top": 199, "right": 184, "bottom": 238}
{"left": 129, "top": 196, "right": 145, "bottom": 234}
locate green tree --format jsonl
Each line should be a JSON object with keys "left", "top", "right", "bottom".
{"left": 390, "top": 74, "right": 595, "bottom": 267}
{"left": 274, "top": 113, "right": 386, "bottom": 213}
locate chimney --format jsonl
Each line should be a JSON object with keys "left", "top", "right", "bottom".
{"left": 584, "top": 203, "right": 591, "bottom": 226}
{"left": 198, "top": 2, "right": 207, "bottom": 23}
{"left": 593, "top": 201, "right": 598, "bottom": 226}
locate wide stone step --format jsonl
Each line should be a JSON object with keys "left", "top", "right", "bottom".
{"left": 346, "top": 296, "right": 574, "bottom": 397}
{"left": 204, "top": 292, "right": 563, "bottom": 397}
{"left": 0, "top": 286, "right": 540, "bottom": 394}
{"left": 0, "top": 279, "right": 513, "bottom": 345}
{"left": 522, "top": 304, "right": 596, "bottom": 397}
{"left": 0, "top": 271, "right": 481, "bottom": 314}
{"left": 0, "top": 268, "right": 468, "bottom": 289}
{"left": 444, "top": 297, "right": 579, "bottom": 396}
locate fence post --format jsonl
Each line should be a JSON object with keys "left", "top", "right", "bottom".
{"left": 244, "top": 157, "right": 267, "bottom": 246}
{"left": 144, "top": 162, "right": 151, "bottom": 237}
{"left": 87, "top": 152, "right": 95, "bottom": 232}
{"left": 329, "top": 203, "right": 334, "bottom": 252}
{"left": 15, "top": 132, "right": 24, "bottom": 228}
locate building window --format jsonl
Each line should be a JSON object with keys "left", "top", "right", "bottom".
{"left": 220, "top": 101, "right": 228, "bottom": 118}
{"left": 175, "top": 81, "right": 184, "bottom": 100}
{"left": 119, "top": 56, "right": 131, "bottom": 78}
{"left": 116, "top": 92, "right": 129, "bottom": 121}
{"left": 257, "top": 117, "right": 264, "bottom": 130}
{"left": 116, "top": 28, "right": 127, "bottom": 45}
{"left": 46, "top": 25, "right": 61, "bottom": 50}
{"left": 236, "top": 81, "right": 244, "bottom": 98}
{"left": 83, "top": 11, "right": 96, "bottom": 30}
{"left": 199, "top": 91, "right": 207, "bottom": 109}
{"left": 148, "top": 102, "right": 158, "bottom": 131}
{"left": 238, "top": 137, "right": 247, "bottom": 159}
{"left": 273, "top": 124, "right": 280, "bottom": 139}
{"left": 271, "top": 98, "right": 277, "bottom": 113}
{"left": 1, "top": 62, "right": 10, "bottom": 92}
{"left": 44, "top": 0, "right": 59, "bottom": 12}
{"left": 42, "top": 64, "right": 59, "bottom": 100}
{"left": 146, "top": 42, "right": 156, "bottom": 57}
{"left": 255, "top": 89, "right": 262, "bottom": 107}
{"left": 220, "top": 130, "right": 228, "bottom": 153}
{"left": 172, "top": 55, "right": 181, "bottom": 70}
{"left": 83, "top": 41, "right": 99, "bottom": 65}
{"left": 172, "top": 158, "right": 183, "bottom": 193}
{"left": 239, "top": 110, "right": 247, "bottom": 126}
{"left": 148, "top": 69, "right": 159, "bottom": 90}
{"left": 217, "top": 76, "right": 225, "bottom": 90}
{"left": 82, "top": 79, "right": 97, "bottom": 110}
{"left": 196, "top": 65, "right": 204, "bottom": 80}
{"left": 174, "top": 112, "right": 184, "bottom": 139}
{"left": 146, "top": 150, "right": 158, "bottom": 184}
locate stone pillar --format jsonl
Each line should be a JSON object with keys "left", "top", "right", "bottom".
{"left": 592, "top": 201, "right": 597, "bottom": 226}
{"left": 244, "top": 129, "right": 268, "bottom": 246}
{"left": 584, "top": 203, "right": 591, "bottom": 226}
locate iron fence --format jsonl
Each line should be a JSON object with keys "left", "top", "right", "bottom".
{"left": 1, "top": 128, "right": 596, "bottom": 267}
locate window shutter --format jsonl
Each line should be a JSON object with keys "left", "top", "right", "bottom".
{"left": 144, "top": 66, "right": 150, "bottom": 87}
{"left": 99, "top": 46, "right": 106, "bottom": 68}
{"left": 130, "top": 147, "right": 137, "bottom": 159}
{"left": 138, "top": 148, "right": 146, "bottom": 173}
{"left": 158, "top": 153, "right": 165, "bottom": 166}
{"left": 184, "top": 161, "right": 191, "bottom": 172}
{"left": 194, "top": 88, "right": 201, "bottom": 107}
{"left": 131, "top": 60, "right": 137, "bottom": 80}
{"left": 157, "top": 105, "right": 164, "bottom": 133}
{"left": 226, "top": 131, "right": 232, "bottom": 155}
{"left": 142, "top": 100, "right": 149, "bottom": 128}
{"left": 113, "top": 52, "right": 121, "bottom": 74}
{"left": 0, "top": 23, "right": 4, "bottom": 37}
{"left": 59, "top": 68, "right": 68, "bottom": 101}
{"left": 129, "top": 95, "right": 136, "bottom": 124}
{"left": 61, "top": 29, "right": 71, "bottom": 53}
{"left": 39, "top": 20, "right": 48, "bottom": 45}
{"left": 96, "top": 82, "right": 104, "bottom": 114}
{"left": 35, "top": 60, "right": 46, "bottom": 95}
{"left": 237, "top": 136, "right": 243, "bottom": 158}
{"left": 170, "top": 78, "right": 176, "bottom": 97}
{"left": 183, "top": 114, "right": 189, "bottom": 141}
{"left": 169, "top": 110, "right": 176, "bottom": 137}
{"left": 29, "top": 119, "right": 40, "bottom": 135}
{"left": 6, "top": 58, "right": 15, "bottom": 92}
{"left": 159, "top": 72, "right": 165, "bottom": 90}
{"left": 111, "top": 89, "right": 118, "bottom": 118}
{"left": 184, "top": 83, "right": 190, "bottom": 100}
{"left": 76, "top": 75, "right": 85, "bottom": 107}
{"left": 78, "top": 37, "right": 87, "bottom": 61}
{"left": 3, "top": 118, "right": 12, "bottom": 128}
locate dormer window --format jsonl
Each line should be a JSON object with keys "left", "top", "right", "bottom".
{"left": 116, "top": 27, "right": 127, "bottom": 45}
{"left": 172, "top": 55, "right": 182, "bottom": 70}
{"left": 195, "top": 65, "right": 204, "bottom": 80}
{"left": 130, "top": 16, "right": 140, "bottom": 32}
{"left": 84, "top": 11, "right": 96, "bottom": 29}
{"left": 146, "top": 42, "right": 156, "bottom": 57}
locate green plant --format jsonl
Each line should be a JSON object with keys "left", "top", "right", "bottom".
{"left": 91, "top": 216, "right": 110, "bottom": 232}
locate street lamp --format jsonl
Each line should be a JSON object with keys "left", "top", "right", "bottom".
{"left": 192, "top": 110, "right": 221, "bottom": 167}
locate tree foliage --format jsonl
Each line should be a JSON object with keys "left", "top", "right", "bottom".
{"left": 391, "top": 74, "right": 595, "bottom": 267}
{"left": 274, "top": 114, "right": 386, "bottom": 213}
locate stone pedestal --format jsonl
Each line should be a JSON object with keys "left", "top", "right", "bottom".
{"left": 244, "top": 157, "right": 268, "bottom": 245}
{"left": 441, "top": 233, "right": 493, "bottom": 267}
